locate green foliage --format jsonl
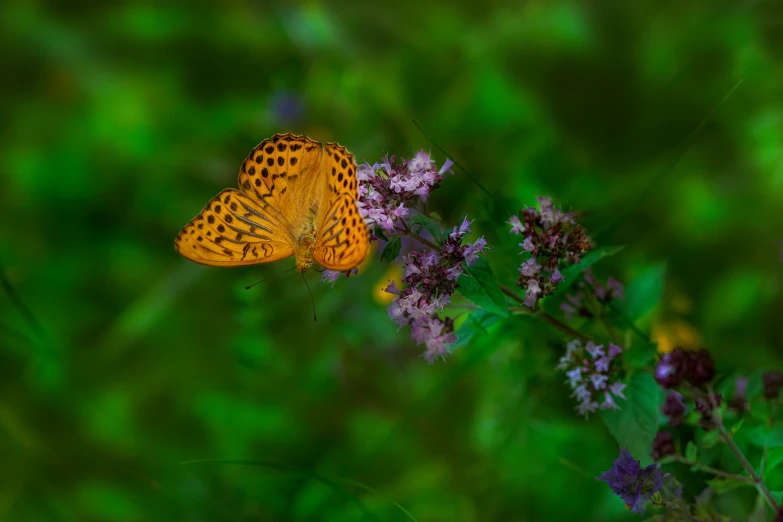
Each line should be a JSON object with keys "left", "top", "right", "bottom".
{"left": 618, "top": 262, "right": 667, "bottom": 321}
{"left": 381, "top": 236, "right": 402, "bottom": 262}
{"left": 1, "top": 1, "right": 782, "bottom": 521}
{"left": 600, "top": 373, "right": 664, "bottom": 467}
{"left": 408, "top": 215, "right": 443, "bottom": 243}
{"left": 457, "top": 258, "right": 509, "bottom": 317}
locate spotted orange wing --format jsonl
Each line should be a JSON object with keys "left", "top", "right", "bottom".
{"left": 312, "top": 142, "right": 369, "bottom": 270}
{"left": 175, "top": 133, "right": 326, "bottom": 267}
{"left": 174, "top": 189, "right": 295, "bottom": 267}
{"left": 237, "top": 133, "right": 325, "bottom": 228}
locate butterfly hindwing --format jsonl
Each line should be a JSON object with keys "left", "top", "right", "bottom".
{"left": 313, "top": 192, "right": 369, "bottom": 271}
{"left": 313, "top": 143, "right": 368, "bottom": 271}
{"left": 175, "top": 189, "right": 295, "bottom": 267}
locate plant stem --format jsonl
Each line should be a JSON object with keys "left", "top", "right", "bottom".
{"left": 400, "top": 224, "right": 441, "bottom": 252}
{"left": 707, "top": 385, "right": 779, "bottom": 512}
{"left": 671, "top": 456, "right": 754, "bottom": 482}
{"left": 405, "top": 223, "right": 592, "bottom": 343}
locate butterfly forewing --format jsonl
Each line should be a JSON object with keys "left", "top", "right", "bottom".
{"left": 176, "top": 134, "right": 369, "bottom": 271}
{"left": 238, "top": 133, "right": 324, "bottom": 231}
{"left": 174, "top": 189, "right": 294, "bottom": 267}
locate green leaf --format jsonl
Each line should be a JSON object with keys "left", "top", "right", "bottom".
{"left": 381, "top": 236, "right": 401, "bottom": 262}
{"left": 763, "top": 447, "right": 783, "bottom": 478}
{"left": 600, "top": 372, "right": 664, "bottom": 467}
{"left": 745, "top": 424, "right": 783, "bottom": 449}
{"left": 622, "top": 342, "right": 657, "bottom": 370}
{"left": 552, "top": 245, "right": 626, "bottom": 297}
{"left": 772, "top": 491, "right": 783, "bottom": 505}
{"left": 454, "top": 309, "right": 501, "bottom": 349}
{"left": 730, "top": 418, "right": 745, "bottom": 436}
{"left": 374, "top": 225, "right": 388, "bottom": 242}
{"left": 701, "top": 430, "right": 720, "bottom": 448}
{"left": 618, "top": 262, "right": 667, "bottom": 320}
{"left": 685, "top": 441, "right": 698, "bottom": 463}
{"left": 457, "top": 258, "right": 509, "bottom": 317}
{"left": 409, "top": 214, "right": 442, "bottom": 243}
{"left": 707, "top": 477, "right": 754, "bottom": 495}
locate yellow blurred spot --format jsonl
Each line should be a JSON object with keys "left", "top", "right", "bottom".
{"left": 373, "top": 263, "right": 403, "bottom": 305}
{"left": 652, "top": 318, "right": 702, "bottom": 354}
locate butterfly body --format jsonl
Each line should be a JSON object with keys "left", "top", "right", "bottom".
{"left": 175, "top": 133, "right": 368, "bottom": 272}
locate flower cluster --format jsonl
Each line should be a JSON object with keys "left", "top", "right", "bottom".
{"left": 357, "top": 152, "right": 453, "bottom": 234}
{"left": 654, "top": 348, "right": 715, "bottom": 389}
{"left": 386, "top": 218, "right": 486, "bottom": 362}
{"left": 560, "top": 267, "right": 624, "bottom": 320}
{"left": 651, "top": 431, "right": 676, "bottom": 461}
{"left": 557, "top": 339, "right": 626, "bottom": 418}
{"left": 660, "top": 391, "right": 687, "bottom": 427}
{"left": 507, "top": 197, "right": 592, "bottom": 308}
{"left": 597, "top": 447, "right": 663, "bottom": 514}
{"left": 763, "top": 370, "right": 783, "bottom": 400}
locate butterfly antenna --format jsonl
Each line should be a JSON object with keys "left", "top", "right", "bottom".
{"left": 245, "top": 265, "right": 296, "bottom": 290}
{"left": 301, "top": 271, "right": 318, "bottom": 322}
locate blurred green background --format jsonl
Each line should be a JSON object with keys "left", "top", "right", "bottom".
{"left": 1, "top": 1, "right": 782, "bottom": 520}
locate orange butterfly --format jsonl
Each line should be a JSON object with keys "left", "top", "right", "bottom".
{"left": 175, "top": 133, "right": 369, "bottom": 273}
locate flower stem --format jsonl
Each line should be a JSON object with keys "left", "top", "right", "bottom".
{"left": 707, "top": 385, "right": 779, "bottom": 512}
{"left": 400, "top": 224, "right": 441, "bottom": 252}
{"left": 671, "top": 456, "right": 754, "bottom": 482}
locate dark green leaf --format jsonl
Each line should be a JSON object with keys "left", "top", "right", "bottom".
{"left": 553, "top": 245, "right": 625, "bottom": 296}
{"left": 600, "top": 372, "right": 663, "bottom": 467}
{"left": 763, "top": 447, "right": 783, "bottom": 478}
{"left": 618, "top": 262, "right": 667, "bottom": 320}
{"left": 409, "top": 214, "right": 442, "bottom": 243}
{"left": 745, "top": 424, "right": 783, "bottom": 450}
{"left": 374, "top": 225, "right": 389, "bottom": 242}
{"left": 685, "top": 441, "right": 698, "bottom": 463}
{"left": 622, "top": 342, "right": 657, "bottom": 370}
{"left": 453, "top": 309, "right": 501, "bottom": 349}
{"left": 381, "top": 236, "right": 402, "bottom": 262}
{"left": 457, "top": 258, "right": 509, "bottom": 317}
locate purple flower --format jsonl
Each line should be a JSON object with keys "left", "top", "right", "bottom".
{"left": 449, "top": 217, "right": 472, "bottom": 240}
{"left": 607, "top": 277, "right": 624, "bottom": 299}
{"left": 321, "top": 269, "right": 341, "bottom": 288}
{"left": 558, "top": 339, "right": 626, "bottom": 418}
{"left": 585, "top": 341, "right": 605, "bottom": 359}
{"left": 384, "top": 280, "right": 401, "bottom": 295}
{"left": 463, "top": 237, "right": 487, "bottom": 266}
{"left": 763, "top": 370, "right": 783, "bottom": 400}
{"left": 601, "top": 392, "right": 621, "bottom": 411}
{"left": 609, "top": 382, "right": 626, "bottom": 400}
{"left": 411, "top": 316, "right": 457, "bottom": 363}
{"left": 608, "top": 344, "right": 623, "bottom": 357}
{"left": 590, "top": 373, "right": 608, "bottom": 390}
{"left": 566, "top": 368, "right": 582, "bottom": 387}
{"left": 510, "top": 196, "right": 593, "bottom": 308}
{"left": 651, "top": 431, "right": 676, "bottom": 461}
{"left": 519, "top": 258, "right": 541, "bottom": 277}
{"left": 661, "top": 391, "right": 686, "bottom": 427}
{"left": 597, "top": 448, "right": 663, "bottom": 514}
{"left": 594, "top": 356, "right": 611, "bottom": 373}
{"left": 508, "top": 215, "right": 526, "bottom": 235}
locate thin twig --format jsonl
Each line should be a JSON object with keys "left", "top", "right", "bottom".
{"left": 706, "top": 384, "right": 779, "bottom": 512}
{"left": 671, "top": 456, "right": 753, "bottom": 482}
